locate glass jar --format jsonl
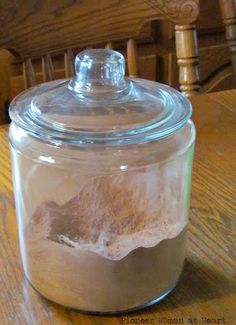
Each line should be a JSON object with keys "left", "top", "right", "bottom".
{"left": 9, "top": 49, "right": 195, "bottom": 314}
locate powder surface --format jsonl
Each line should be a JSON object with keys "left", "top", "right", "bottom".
{"left": 28, "top": 164, "right": 187, "bottom": 260}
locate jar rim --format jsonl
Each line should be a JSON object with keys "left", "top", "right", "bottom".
{"left": 9, "top": 79, "right": 192, "bottom": 147}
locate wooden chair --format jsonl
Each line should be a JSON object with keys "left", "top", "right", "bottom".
{"left": 0, "top": 0, "right": 200, "bottom": 120}
{"left": 219, "top": 0, "right": 236, "bottom": 84}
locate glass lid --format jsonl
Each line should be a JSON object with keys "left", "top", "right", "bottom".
{"left": 9, "top": 49, "right": 192, "bottom": 146}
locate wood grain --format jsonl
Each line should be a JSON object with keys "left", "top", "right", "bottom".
{"left": 2, "top": 0, "right": 236, "bottom": 123}
{"left": 0, "top": 0, "right": 200, "bottom": 103}
{"left": 0, "top": 91, "right": 236, "bottom": 324}
{"left": 0, "top": 0, "right": 199, "bottom": 59}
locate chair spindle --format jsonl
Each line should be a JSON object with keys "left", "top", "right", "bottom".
{"left": 127, "top": 39, "right": 139, "bottom": 77}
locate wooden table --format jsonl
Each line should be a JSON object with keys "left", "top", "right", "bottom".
{"left": 0, "top": 90, "right": 235, "bottom": 325}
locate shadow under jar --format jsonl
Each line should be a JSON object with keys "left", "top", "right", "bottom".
{"left": 9, "top": 49, "right": 195, "bottom": 314}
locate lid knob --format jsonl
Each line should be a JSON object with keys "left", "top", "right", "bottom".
{"left": 71, "top": 49, "right": 126, "bottom": 93}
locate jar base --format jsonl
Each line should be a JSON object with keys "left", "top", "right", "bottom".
{"left": 25, "top": 274, "right": 180, "bottom": 316}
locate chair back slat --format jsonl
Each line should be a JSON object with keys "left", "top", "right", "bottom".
{"left": 23, "top": 58, "right": 36, "bottom": 89}
{"left": 105, "top": 42, "right": 114, "bottom": 50}
{"left": 219, "top": 0, "right": 236, "bottom": 84}
{"left": 64, "top": 49, "right": 75, "bottom": 78}
{"left": 42, "top": 54, "right": 55, "bottom": 82}
{"left": 127, "top": 39, "right": 139, "bottom": 78}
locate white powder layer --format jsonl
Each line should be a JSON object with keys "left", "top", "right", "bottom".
{"left": 26, "top": 165, "right": 188, "bottom": 260}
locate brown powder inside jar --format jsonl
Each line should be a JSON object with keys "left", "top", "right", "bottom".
{"left": 23, "top": 165, "right": 188, "bottom": 312}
